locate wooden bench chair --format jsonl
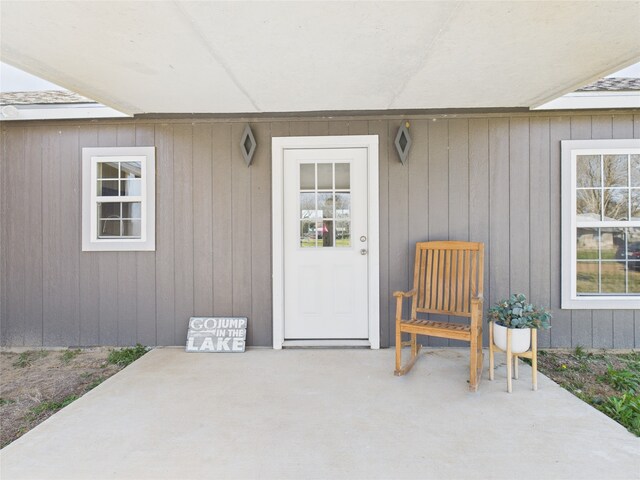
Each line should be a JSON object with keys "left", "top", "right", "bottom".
{"left": 393, "top": 241, "right": 485, "bottom": 391}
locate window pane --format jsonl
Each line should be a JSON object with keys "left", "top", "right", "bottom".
{"left": 604, "top": 189, "right": 628, "bottom": 221}
{"left": 300, "top": 164, "right": 315, "bottom": 190}
{"left": 319, "top": 220, "right": 334, "bottom": 247}
{"left": 335, "top": 163, "right": 350, "bottom": 189}
{"left": 300, "top": 193, "right": 317, "bottom": 219}
{"left": 336, "top": 221, "right": 350, "bottom": 247}
{"left": 98, "top": 162, "right": 119, "bottom": 179}
{"left": 630, "top": 263, "right": 640, "bottom": 293}
{"left": 601, "top": 228, "right": 625, "bottom": 259}
{"left": 122, "top": 202, "right": 141, "bottom": 219}
{"left": 98, "top": 202, "right": 120, "bottom": 220}
{"left": 300, "top": 220, "right": 316, "bottom": 247}
{"left": 98, "top": 219, "right": 121, "bottom": 237}
{"left": 603, "top": 154, "right": 628, "bottom": 188}
{"left": 576, "top": 155, "right": 601, "bottom": 187}
{"left": 98, "top": 180, "right": 119, "bottom": 197}
{"left": 631, "top": 190, "right": 640, "bottom": 221}
{"left": 121, "top": 179, "right": 141, "bottom": 196}
{"left": 317, "top": 164, "right": 332, "bottom": 189}
{"left": 577, "top": 228, "right": 598, "bottom": 259}
{"left": 121, "top": 161, "right": 141, "bottom": 179}
{"left": 576, "top": 189, "right": 601, "bottom": 221}
{"left": 600, "top": 262, "right": 627, "bottom": 293}
{"left": 631, "top": 155, "right": 640, "bottom": 187}
{"left": 318, "top": 193, "right": 333, "bottom": 219}
{"left": 577, "top": 262, "right": 599, "bottom": 294}
{"left": 123, "top": 220, "right": 141, "bottom": 238}
{"left": 335, "top": 193, "right": 350, "bottom": 218}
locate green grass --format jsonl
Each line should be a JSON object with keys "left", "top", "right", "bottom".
{"left": 605, "top": 367, "right": 640, "bottom": 395}
{"left": 538, "top": 350, "right": 640, "bottom": 437}
{"left": 86, "top": 376, "right": 106, "bottom": 391}
{"left": 0, "top": 398, "right": 16, "bottom": 406}
{"left": 60, "top": 349, "right": 81, "bottom": 363}
{"left": 26, "top": 395, "right": 79, "bottom": 420}
{"left": 12, "top": 350, "right": 49, "bottom": 368}
{"left": 599, "top": 393, "right": 640, "bottom": 436}
{"left": 107, "top": 344, "right": 149, "bottom": 366}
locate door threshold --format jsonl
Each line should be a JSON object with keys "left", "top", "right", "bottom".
{"left": 282, "top": 339, "right": 371, "bottom": 348}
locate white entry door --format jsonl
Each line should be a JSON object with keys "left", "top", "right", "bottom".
{"left": 283, "top": 147, "right": 369, "bottom": 340}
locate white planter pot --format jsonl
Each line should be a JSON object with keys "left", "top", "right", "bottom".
{"left": 493, "top": 323, "right": 531, "bottom": 354}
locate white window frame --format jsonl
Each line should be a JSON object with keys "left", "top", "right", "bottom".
{"left": 82, "top": 147, "right": 155, "bottom": 251}
{"left": 561, "top": 139, "right": 640, "bottom": 309}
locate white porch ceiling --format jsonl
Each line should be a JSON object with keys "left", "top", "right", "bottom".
{"left": 1, "top": 1, "right": 639, "bottom": 115}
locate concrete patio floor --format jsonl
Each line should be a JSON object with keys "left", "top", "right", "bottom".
{"left": 1, "top": 347, "right": 638, "bottom": 480}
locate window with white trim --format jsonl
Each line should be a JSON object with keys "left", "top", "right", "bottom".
{"left": 82, "top": 147, "right": 155, "bottom": 251}
{"left": 561, "top": 139, "right": 640, "bottom": 309}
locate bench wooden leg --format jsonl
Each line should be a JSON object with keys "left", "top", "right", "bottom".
{"left": 532, "top": 329, "right": 538, "bottom": 391}
{"left": 506, "top": 329, "right": 513, "bottom": 393}
{"left": 469, "top": 328, "right": 479, "bottom": 391}
{"left": 395, "top": 328, "right": 402, "bottom": 374}
{"left": 395, "top": 331, "right": 422, "bottom": 376}
{"left": 489, "top": 321, "right": 495, "bottom": 381}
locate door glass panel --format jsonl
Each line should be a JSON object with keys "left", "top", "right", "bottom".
{"left": 300, "top": 220, "right": 316, "bottom": 247}
{"left": 298, "top": 160, "right": 353, "bottom": 249}
{"left": 336, "top": 221, "right": 350, "bottom": 247}
{"left": 300, "top": 164, "right": 315, "bottom": 190}
{"left": 300, "top": 192, "right": 317, "bottom": 219}
{"left": 335, "top": 163, "right": 350, "bottom": 189}
{"left": 576, "top": 155, "right": 601, "bottom": 187}
{"left": 335, "top": 193, "right": 350, "bottom": 218}
{"left": 317, "top": 164, "right": 332, "bottom": 189}
{"left": 318, "top": 193, "right": 334, "bottom": 218}
{"left": 603, "top": 154, "right": 628, "bottom": 188}
{"left": 319, "top": 220, "right": 334, "bottom": 247}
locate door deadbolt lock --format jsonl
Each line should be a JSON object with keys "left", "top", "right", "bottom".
{"left": 360, "top": 236, "right": 367, "bottom": 242}
{"left": 360, "top": 249, "right": 368, "bottom": 255}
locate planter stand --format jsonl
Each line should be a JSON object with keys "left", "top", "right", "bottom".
{"left": 489, "top": 321, "right": 538, "bottom": 393}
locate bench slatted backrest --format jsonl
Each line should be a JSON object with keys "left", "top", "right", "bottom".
{"left": 413, "top": 241, "right": 484, "bottom": 318}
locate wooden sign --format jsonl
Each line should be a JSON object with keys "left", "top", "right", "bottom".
{"left": 186, "top": 317, "right": 247, "bottom": 353}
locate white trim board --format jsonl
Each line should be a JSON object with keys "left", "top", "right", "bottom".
{"left": 272, "top": 135, "right": 380, "bottom": 349}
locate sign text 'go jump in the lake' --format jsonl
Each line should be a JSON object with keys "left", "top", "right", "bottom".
{"left": 186, "top": 317, "right": 247, "bottom": 353}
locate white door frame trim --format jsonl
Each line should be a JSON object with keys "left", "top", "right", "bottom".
{"left": 272, "top": 135, "right": 379, "bottom": 349}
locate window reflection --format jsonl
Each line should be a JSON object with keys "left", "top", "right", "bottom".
{"left": 576, "top": 155, "right": 601, "bottom": 187}
{"left": 576, "top": 227, "right": 640, "bottom": 295}
{"left": 298, "top": 161, "right": 351, "bottom": 248}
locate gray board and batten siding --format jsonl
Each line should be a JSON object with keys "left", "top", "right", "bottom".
{"left": 1, "top": 112, "right": 639, "bottom": 349}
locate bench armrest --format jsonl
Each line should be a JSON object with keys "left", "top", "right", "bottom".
{"left": 393, "top": 289, "right": 417, "bottom": 299}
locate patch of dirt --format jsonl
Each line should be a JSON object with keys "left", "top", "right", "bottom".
{"left": 0, "top": 348, "right": 123, "bottom": 448}
{"left": 537, "top": 349, "right": 637, "bottom": 402}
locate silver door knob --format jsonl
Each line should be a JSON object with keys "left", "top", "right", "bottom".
{"left": 360, "top": 249, "right": 368, "bottom": 255}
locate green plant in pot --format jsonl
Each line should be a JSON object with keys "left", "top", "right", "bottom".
{"left": 489, "top": 294, "right": 551, "bottom": 353}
